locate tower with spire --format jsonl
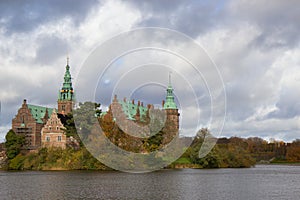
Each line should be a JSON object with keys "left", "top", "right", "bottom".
{"left": 58, "top": 57, "right": 74, "bottom": 115}
{"left": 162, "top": 72, "right": 180, "bottom": 144}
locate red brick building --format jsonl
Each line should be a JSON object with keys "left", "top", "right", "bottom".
{"left": 12, "top": 99, "right": 52, "bottom": 150}
{"left": 101, "top": 75, "right": 180, "bottom": 146}
{"left": 12, "top": 60, "right": 74, "bottom": 150}
{"left": 41, "top": 109, "right": 67, "bottom": 149}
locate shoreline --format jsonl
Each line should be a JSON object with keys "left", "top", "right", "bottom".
{"left": 3, "top": 163, "right": 300, "bottom": 172}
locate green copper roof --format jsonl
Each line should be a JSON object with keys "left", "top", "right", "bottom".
{"left": 63, "top": 65, "right": 72, "bottom": 90}
{"left": 163, "top": 76, "right": 177, "bottom": 109}
{"left": 119, "top": 100, "right": 148, "bottom": 121}
{"left": 27, "top": 104, "right": 54, "bottom": 124}
{"left": 58, "top": 62, "right": 75, "bottom": 101}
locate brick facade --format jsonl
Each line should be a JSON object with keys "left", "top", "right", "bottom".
{"left": 12, "top": 99, "right": 50, "bottom": 150}
{"left": 57, "top": 100, "right": 74, "bottom": 115}
{"left": 41, "top": 109, "right": 67, "bottom": 149}
{"left": 162, "top": 108, "right": 180, "bottom": 145}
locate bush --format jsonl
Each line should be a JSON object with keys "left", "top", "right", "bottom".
{"left": 9, "top": 154, "right": 25, "bottom": 170}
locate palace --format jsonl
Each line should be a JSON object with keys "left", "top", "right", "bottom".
{"left": 11, "top": 59, "right": 180, "bottom": 151}
{"left": 12, "top": 60, "right": 74, "bottom": 150}
{"left": 100, "top": 75, "right": 180, "bottom": 147}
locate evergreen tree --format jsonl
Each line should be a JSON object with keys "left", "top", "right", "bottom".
{"left": 5, "top": 129, "right": 25, "bottom": 159}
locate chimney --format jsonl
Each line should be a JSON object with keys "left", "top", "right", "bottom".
{"left": 141, "top": 102, "right": 144, "bottom": 107}
{"left": 124, "top": 97, "right": 126, "bottom": 102}
{"left": 132, "top": 99, "right": 135, "bottom": 104}
{"left": 138, "top": 100, "right": 140, "bottom": 106}
{"left": 23, "top": 99, "right": 27, "bottom": 105}
{"left": 162, "top": 100, "right": 165, "bottom": 107}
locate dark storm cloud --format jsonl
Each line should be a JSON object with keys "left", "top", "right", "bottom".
{"left": 126, "top": 0, "right": 227, "bottom": 37}
{"left": 0, "top": 0, "right": 100, "bottom": 34}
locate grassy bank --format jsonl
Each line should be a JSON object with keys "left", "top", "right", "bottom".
{"left": 5, "top": 147, "right": 110, "bottom": 171}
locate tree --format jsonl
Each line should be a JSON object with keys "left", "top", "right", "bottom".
{"left": 5, "top": 129, "right": 25, "bottom": 159}
{"left": 73, "top": 102, "right": 102, "bottom": 143}
{"left": 286, "top": 140, "right": 300, "bottom": 162}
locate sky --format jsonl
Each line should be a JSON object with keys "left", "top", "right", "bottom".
{"left": 0, "top": 0, "right": 300, "bottom": 142}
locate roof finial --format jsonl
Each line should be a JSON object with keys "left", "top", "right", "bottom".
{"left": 67, "top": 55, "right": 69, "bottom": 66}
{"left": 169, "top": 71, "right": 172, "bottom": 86}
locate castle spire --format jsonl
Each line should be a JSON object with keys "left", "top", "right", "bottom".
{"left": 61, "top": 58, "right": 73, "bottom": 93}
{"left": 163, "top": 73, "right": 177, "bottom": 109}
{"left": 58, "top": 58, "right": 75, "bottom": 115}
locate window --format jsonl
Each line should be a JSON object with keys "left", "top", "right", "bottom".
{"left": 56, "top": 126, "right": 59, "bottom": 130}
{"left": 49, "top": 126, "right": 52, "bottom": 131}
{"left": 58, "top": 136, "right": 62, "bottom": 142}
{"left": 62, "top": 105, "right": 65, "bottom": 111}
{"left": 46, "top": 136, "right": 50, "bottom": 142}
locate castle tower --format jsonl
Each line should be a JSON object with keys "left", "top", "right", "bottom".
{"left": 58, "top": 57, "right": 74, "bottom": 115}
{"left": 162, "top": 73, "right": 179, "bottom": 144}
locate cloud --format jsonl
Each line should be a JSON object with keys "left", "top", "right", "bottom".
{"left": 126, "top": 0, "right": 227, "bottom": 37}
{"left": 35, "top": 35, "right": 69, "bottom": 65}
{"left": 0, "top": 0, "right": 300, "bottom": 143}
{"left": 228, "top": 0, "right": 300, "bottom": 48}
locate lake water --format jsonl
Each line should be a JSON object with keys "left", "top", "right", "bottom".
{"left": 0, "top": 165, "right": 300, "bottom": 200}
